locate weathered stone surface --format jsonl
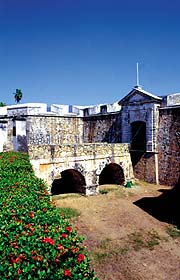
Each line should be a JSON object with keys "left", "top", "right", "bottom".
{"left": 26, "top": 115, "right": 84, "bottom": 145}
{"left": 121, "top": 101, "right": 160, "bottom": 152}
{"left": 130, "top": 151, "right": 156, "bottom": 183}
{"left": 158, "top": 108, "right": 180, "bottom": 186}
{"left": 83, "top": 113, "right": 121, "bottom": 143}
{"left": 29, "top": 143, "right": 134, "bottom": 192}
{"left": 167, "top": 93, "right": 180, "bottom": 106}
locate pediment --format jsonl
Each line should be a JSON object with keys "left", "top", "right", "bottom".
{"left": 119, "top": 87, "right": 162, "bottom": 105}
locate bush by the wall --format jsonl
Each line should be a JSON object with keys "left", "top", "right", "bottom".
{"left": 0, "top": 152, "right": 98, "bottom": 279}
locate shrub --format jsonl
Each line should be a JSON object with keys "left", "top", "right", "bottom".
{"left": 0, "top": 152, "right": 98, "bottom": 279}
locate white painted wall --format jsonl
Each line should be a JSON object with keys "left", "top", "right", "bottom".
{"left": 0, "top": 123, "right": 7, "bottom": 152}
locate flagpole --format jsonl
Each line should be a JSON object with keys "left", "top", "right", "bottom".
{"left": 136, "top": 62, "right": 139, "bottom": 87}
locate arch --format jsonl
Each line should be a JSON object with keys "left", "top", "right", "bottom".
{"left": 51, "top": 169, "right": 86, "bottom": 195}
{"left": 96, "top": 157, "right": 111, "bottom": 175}
{"left": 131, "top": 121, "right": 146, "bottom": 151}
{"left": 99, "top": 163, "right": 125, "bottom": 185}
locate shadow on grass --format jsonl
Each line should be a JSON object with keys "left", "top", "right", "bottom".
{"left": 134, "top": 179, "right": 180, "bottom": 228}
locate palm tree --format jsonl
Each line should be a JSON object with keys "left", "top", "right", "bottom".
{"left": 0, "top": 102, "right": 6, "bottom": 107}
{"left": 14, "top": 89, "right": 23, "bottom": 104}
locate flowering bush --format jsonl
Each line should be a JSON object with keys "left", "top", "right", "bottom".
{"left": 0, "top": 152, "right": 98, "bottom": 279}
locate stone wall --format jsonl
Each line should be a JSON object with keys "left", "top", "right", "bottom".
{"left": 26, "top": 115, "right": 84, "bottom": 145}
{"left": 2, "top": 97, "right": 180, "bottom": 188}
{"left": 130, "top": 151, "right": 157, "bottom": 183}
{"left": 158, "top": 108, "right": 180, "bottom": 186}
{"left": 83, "top": 113, "right": 121, "bottom": 143}
{"left": 121, "top": 103, "right": 160, "bottom": 152}
{"left": 28, "top": 143, "right": 134, "bottom": 192}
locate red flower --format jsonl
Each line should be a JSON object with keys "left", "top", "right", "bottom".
{"left": 42, "top": 237, "right": 55, "bottom": 245}
{"left": 31, "top": 250, "right": 37, "bottom": 255}
{"left": 29, "top": 211, "right": 34, "bottom": 218}
{"left": 39, "top": 256, "right": 43, "bottom": 262}
{"left": 77, "top": 253, "right": 85, "bottom": 263}
{"left": 57, "top": 244, "right": 64, "bottom": 250}
{"left": 43, "top": 208, "right": 47, "bottom": 212}
{"left": 24, "top": 223, "right": 31, "bottom": 229}
{"left": 66, "top": 226, "right": 73, "bottom": 233}
{"left": 62, "top": 233, "right": 68, "bottom": 238}
{"left": 71, "top": 246, "right": 79, "bottom": 253}
{"left": 64, "top": 269, "right": 71, "bottom": 277}
{"left": 17, "top": 268, "right": 22, "bottom": 275}
{"left": 11, "top": 256, "right": 21, "bottom": 264}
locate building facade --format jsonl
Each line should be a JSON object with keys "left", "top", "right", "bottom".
{"left": 0, "top": 86, "right": 180, "bottom": 187}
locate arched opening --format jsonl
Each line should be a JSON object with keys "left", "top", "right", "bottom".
{"left": 131, "top": 121, "right": 146, "bottom": 151}
{"left": 99, "top": 163, "right": 125, "bottom": 185}
{"left": 51, "top": 169, "right": 86, "bottom": 195}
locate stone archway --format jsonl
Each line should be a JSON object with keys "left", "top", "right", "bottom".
{"left": 99, "top": 163, "right": 125, "bottom": 185}
{"left": 51, "top": 169, "right": 86, "bottom": 195}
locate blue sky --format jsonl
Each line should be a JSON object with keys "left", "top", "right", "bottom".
{"left": 0, "top": 0, "right": 180, "bottom": 106}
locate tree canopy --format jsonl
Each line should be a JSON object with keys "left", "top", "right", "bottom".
{"left": 0, "top": 102, "right": 6, "bottom": 107}
{"left": 14, "top": 89, "right": 23, "bottom": 103}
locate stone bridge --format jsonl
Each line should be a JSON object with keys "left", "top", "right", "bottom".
{"left": 28, "top": 143, "right": 134, "bottom": 195}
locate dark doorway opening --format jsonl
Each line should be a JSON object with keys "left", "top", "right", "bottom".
{"left": 131, "top": 121, "right": 146, "bottom": 151}
{"left": 99, "top": 163, "right": 125, "bottom": 185}
{"left": 51, "top": 169, "right": 86, "bottom": 195}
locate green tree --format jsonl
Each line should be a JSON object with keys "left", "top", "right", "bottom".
{"left": 14, "top": 88, "right": 23, "bottom": 103}
{"left": 0, "top": 102, "right": 6, "bottom": 107}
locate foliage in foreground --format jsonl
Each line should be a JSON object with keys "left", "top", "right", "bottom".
{"left": 0, "top": 152, "right": 98, "bottom": 279}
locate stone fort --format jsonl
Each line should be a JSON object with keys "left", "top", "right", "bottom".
{"left": 0, "top": 85, "right": 180, "bottom": 194}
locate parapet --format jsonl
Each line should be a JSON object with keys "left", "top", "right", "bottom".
{"left": 0, "top": 102, "right": 121, "bottom": 118}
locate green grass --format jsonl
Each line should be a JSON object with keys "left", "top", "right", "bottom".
{"left": 128, "top": 230, "right": 161, "bottom": 251}
{"left": 92, "top": 237, "right": 129, "bottom": 263}
{"left": 166, "top": 225, "right": 180, "bottom": 238}
{"left": 57, "top": 207, "right": 81, "bottom": 219}
{"left": 129, "top": 232, "right": 145, "bottom": 250}
{"left": 92, "top": 252, "right": 110, "bottom": 262}
{"left": 92, "top": 229, "right": 161, "bottom": 264}
{"left": 92, "top": 246, "right": 129, "bottom": 263}
{"left": 53, "top": 193, "right": 82, "bottom": 200}
{"left": 99, "top": 189, "right": 109, "bottom": 195}
{"left": 115, "top": 188, "right": 126, "bottom": 198}
{"left": 99, "top": 186, "right": 134, "bottom": 198}
{"left": 99, "top": 238, "right": 112, "bottom": 249}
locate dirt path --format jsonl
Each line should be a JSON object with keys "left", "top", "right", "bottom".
{"left": 53, "top": 182, "right": 180, "bottom": 280}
